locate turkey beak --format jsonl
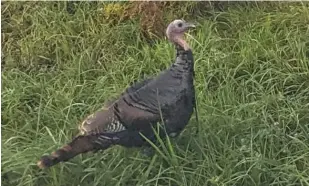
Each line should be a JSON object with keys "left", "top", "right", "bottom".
{"left": 185, "top": 23, "right": 196, "bottom": 29}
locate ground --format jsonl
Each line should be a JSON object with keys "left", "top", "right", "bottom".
{"left": 1, "top": 2, "right": 309, "bottom": 186}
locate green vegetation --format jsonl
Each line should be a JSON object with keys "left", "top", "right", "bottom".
{"left": 2, "top": 2, "right": 309, "bottom": 186}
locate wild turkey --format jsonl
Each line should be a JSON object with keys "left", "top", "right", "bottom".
{"left": 37, "top": 19, "right": 197, "bottom": 169}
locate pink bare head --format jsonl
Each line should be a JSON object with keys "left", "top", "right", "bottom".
{"left": 166, "top": 19, "right": 196, "bottom": 50}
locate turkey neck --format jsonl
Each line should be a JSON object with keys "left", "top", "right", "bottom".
{"left": 170, "top": 44, "right": 195, "bottom": 79}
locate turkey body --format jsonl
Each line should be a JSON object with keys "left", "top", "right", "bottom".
{"left": 81, "top": 45, "right": 195, "bottom": 147}
{"left": 37, "top": 45, "right": 196, "bottom": 169}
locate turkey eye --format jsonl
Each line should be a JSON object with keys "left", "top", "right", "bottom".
{"left": 177, "top": 23, "right": 183, "bottom": 27}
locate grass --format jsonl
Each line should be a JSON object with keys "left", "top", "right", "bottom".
{"left": 1, "top": 2, "right": 309, "bottom": 186}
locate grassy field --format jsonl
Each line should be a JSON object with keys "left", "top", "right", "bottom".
{"left": 1, "top": 2, "right": 309, "bottom": 186}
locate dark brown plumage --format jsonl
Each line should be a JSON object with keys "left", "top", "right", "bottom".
{"left": 37, "top": 19, "right": 196, "bottom": 169}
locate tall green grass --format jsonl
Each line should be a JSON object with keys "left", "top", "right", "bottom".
{"left": 2, "top": 2, "right": 309, "bottom": 186}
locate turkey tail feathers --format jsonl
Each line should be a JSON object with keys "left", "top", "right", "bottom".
{"left": 37, "top": 135, "right": 105, "bottom": 169}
